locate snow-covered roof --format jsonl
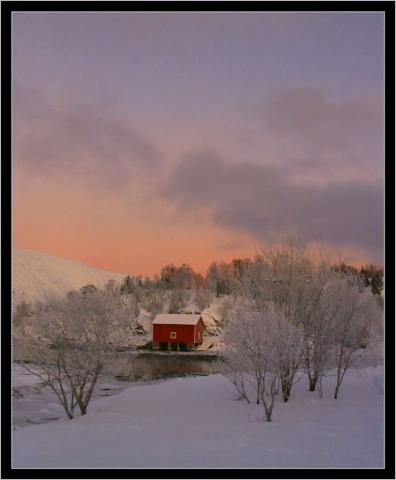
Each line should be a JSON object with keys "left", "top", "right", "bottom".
{"left": 152, "top": 314, "right": 202, "bottom": 325}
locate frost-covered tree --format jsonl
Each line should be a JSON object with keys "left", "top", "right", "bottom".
{"left": 297, "top": 262, "right": 338, "bottom": 394}
{"left": 120, "top": 275, "right": 135, "bottom": 295}
{"left": 359, "top": 264, "right": 384, "bottom": 296}
{"left": 217, "top": 297, "right": 235, "bottom": 326}
{"left": 224, "top": 305, "right": 304, "bottom": 420}
{"left": 174, "top": 264, "right": 196, "bottom": 289}
{"left": 160, "top": 264, "right": 178, "bottom": 288}
{"left": 325, "top": 275, "right": 383, "bottom": 399}
{"left": 226, "top": 242, "right": 383, "bottom": 402}
{"left": 224, "top": 308, "right": 275, "bottom": 418}
{"left": 23, "top": 291, "right": 137, "bottom": 418}
{"left": 12, "top": 300, "right": 32, "bottom": 331}
{"left": 240, "top": 243, "right": 314, "bottom": 400}
{"left": 104, "top": 279, "right": 121, "bottom": 298}
{"left": 195, "top": 289, "right": 212, "bottom": 312}
{"left": 142, "top": 290, "right": 167, "bottom": 318}
{"left": 79, "top": 284, "right": 98, "bottom": 296}
{"left": 159, "top": 263, "right": 202, "bottom": 290}
{"left": 231, "top": 258, "right": 253, "bottom": 279}
{"left": 169, "top": 289, "right": 189, "bottom": 313}
{"left": 221, "top": 347, "right": 251, "bottom": 404}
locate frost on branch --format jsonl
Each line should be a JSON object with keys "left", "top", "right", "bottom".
{"left": 23, "top": 290, "right": 138, "bottom": 419}
{"left": 223, "top": 305, "right": 304, "bottom": 421}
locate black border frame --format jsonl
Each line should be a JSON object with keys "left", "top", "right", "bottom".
{"left": 1, "top": 2, "right": 395, "bottom": 479}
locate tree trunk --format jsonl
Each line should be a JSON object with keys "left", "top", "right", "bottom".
{"left": 309, "top": 376, "right": 317, "bottom": 392}
{"left": 281, "top": 371, "right": 292, "bottom": 402}
{"left": 261, "top": 391, "right": 275, "bottom": 421}
{"left": 334, "top": 343, "right": 344, "bottom": 399}
{"left": 318, "top": 376, "right": 323, "bottom": 398}
{"left": 307, "top": 364, "right": 321, "bottom": 392}
{"left": 256, "top": 376, "right": 261, "bottom": 404}
{"left": 281, "top": 378, "right": 290, "bottom": 402}
{"left": 334, "top": 384, "right": 339, "bottom": 399}
{"left": 334, "top": 364, "right": 342, "bottom": 399}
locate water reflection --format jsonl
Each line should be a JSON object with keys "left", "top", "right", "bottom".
{"left": 112, "top": 352, "right": 222, "bottom": 381}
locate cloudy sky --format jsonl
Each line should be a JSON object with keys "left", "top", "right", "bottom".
{"left": 12, "top": 11, "right": 384, "bottom": 275}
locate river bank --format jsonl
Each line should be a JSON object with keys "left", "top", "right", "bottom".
{"left": 13, "top": 350, "right": 222, "bottom": 428}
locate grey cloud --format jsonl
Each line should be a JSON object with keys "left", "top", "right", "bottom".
{"left": 13, "top": 84, "right": 162, "bottom": 188}
{"left": 255, "top": 88, "right": 384, "bottom": 154}
{"left": 161, "top": 150, "right": 384, "bottom": 261}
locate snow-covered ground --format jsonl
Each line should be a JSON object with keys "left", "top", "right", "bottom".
{"left": 13, "top": 364, "right": 43, "bottom": 388}
{"left": 12, "top": 363, "right": 146, "bottom": 428}
{"left": 13, "top": 366, "right": 384, "bottom": 469}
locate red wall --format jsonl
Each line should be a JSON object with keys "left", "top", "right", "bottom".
{"left": 153, "top": 318, "right": 204, "bottom": 344}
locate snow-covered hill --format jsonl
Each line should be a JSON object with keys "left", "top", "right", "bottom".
{"left": 12, "top": 249, "right": 128, "bottom": 305}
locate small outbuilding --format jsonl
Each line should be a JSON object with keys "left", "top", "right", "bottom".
{"left": 152, "top": 314, "right": 204, "bottom": 351}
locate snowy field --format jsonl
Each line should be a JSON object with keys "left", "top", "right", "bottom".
{"left": 13, "top": 366, "right": 384, "bottom": 469}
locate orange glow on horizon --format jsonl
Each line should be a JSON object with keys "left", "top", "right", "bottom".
{"left": 12, "top": 175, "right": 256, "bottom": 276}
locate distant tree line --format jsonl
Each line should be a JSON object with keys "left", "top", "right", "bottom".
{"left": 117, "top": 258, "right": 383, "bottom": 300}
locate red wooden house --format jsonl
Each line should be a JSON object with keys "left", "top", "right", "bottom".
{"left": 152, "top": 314, "right": 204, "bottom": 351}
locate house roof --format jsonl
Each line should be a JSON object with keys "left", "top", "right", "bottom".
{"left": 152, "top": 314, "right": 202, "bottom": 325}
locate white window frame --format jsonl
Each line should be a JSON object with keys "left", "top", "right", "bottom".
{"left": 170, "top": 331, "right": 177, "bottom": 339}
